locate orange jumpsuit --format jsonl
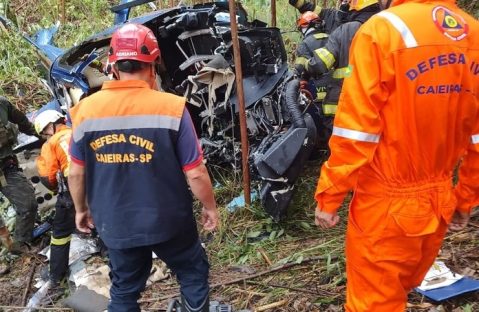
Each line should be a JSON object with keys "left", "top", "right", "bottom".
{"left": 37, "top": 124, "right": 71, "bottom": 190}
{"left": 314, "top": 1, "right": 479, "bottom": 311}
{"left": 36, "top": 124, "right": 75, "bottom": 283}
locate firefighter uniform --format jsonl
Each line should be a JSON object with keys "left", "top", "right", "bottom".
{"left": 295, "top": 29, "right": 330, "bottom": 98}
{"left": 295, "top": 29, "right": 332, "bottom": 149}
{"left": 315, "top": 0, "right": 479, "bottom": 311}
{"left": 37, "top": 123, "right": 75, "bottom": 283}
{"left": 0, "top": 97, "right": 37, "bottom": 244}
{"left": 289, "top": 0, "right": 349, "bottom": 33}
{"left": 305, "top": 5, "right": 380, "bottom": 145}
{"left": 70, "top": 79, "right": 208, "bottom": 311}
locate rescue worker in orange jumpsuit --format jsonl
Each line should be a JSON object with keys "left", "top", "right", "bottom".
{"left": 314, "top": 0, "right": 479, "bottom": 311}
{"left": 35, "top": 110, "right": 75, "bottom": 287}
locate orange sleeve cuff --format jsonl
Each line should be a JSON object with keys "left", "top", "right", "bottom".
{"left": 315, "top": 191, "right": 348, "bottom": 214}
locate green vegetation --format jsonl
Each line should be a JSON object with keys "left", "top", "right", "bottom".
{"left": 2, "top": 0, "right": 477, "bottom": 109}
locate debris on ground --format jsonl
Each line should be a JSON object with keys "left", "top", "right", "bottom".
{"left": 39, "top": 234, "right": 99, "bottom": 265}
{"left": 417, "top": 261, "right": 464, "bottom": 291}
{"left": 226, "top": 191, "right": 259, "bottom": 212}
{"left": 416, "top": 261, "right": 479, "bottom": 302}
{"left": 62, "top": 286, "right": 109, "bottom": 312}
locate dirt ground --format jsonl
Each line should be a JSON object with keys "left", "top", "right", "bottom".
{"left": 0, "top": 216, "right": 478, "bottom": 312}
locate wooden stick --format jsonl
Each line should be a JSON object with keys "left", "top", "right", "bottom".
{"left": 230, "top": 287, "right": 267, "bottom": 297}
{"left": 22, "top": 263, "right": 36, "bottom": 306}
{"left": 468, "top": 221, "right": 479, "bottom": 229}
{"left": 60, "top": 0, "right": 66, "bottom": 24}
{"left": 139, "top": 255, "right": 337, "bottom": 303}
{"left": 0, "top": 21, "right": 7, "bottom": 32}
{"left": 257, "top": 248, "right": 272, "bottom": 267}
{"left": 254, "top": 299, "right": 288, "bottom": 311}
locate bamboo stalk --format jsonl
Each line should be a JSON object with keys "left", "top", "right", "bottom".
{"left": 231, "top": 287, "right": 267, "bottom": 297}
{"left": 59, "top": 0, "right": 66, "bottom": 24}
{"left": 258, "top": 247, "right": 273, "bottom": 267}
{"left": 21, "top": 263, "right": 36, "bottom": 306}
{"left": 254, "top": 299, "right": 288, "bottom": 311}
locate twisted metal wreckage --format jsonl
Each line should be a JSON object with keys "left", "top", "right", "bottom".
{"left": 7, "top": 0, "right": 323, "bottom": 221}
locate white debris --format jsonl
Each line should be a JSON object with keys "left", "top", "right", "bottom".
{"left": 39, "top": 233, "right": 99, "bottom": 265}
{"left": 417, "top": 260, "right": 463, "bottom": 291}
{"left": 23, "top": 280, "right": 52, "bottom": 312}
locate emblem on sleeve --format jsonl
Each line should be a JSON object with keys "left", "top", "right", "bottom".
{"left": 432, "top": 6, "right": 468, "bottom": 41}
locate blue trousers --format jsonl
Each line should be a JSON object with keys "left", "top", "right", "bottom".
{"left": 107, "top": 235, "right": 209, "bottom": 312}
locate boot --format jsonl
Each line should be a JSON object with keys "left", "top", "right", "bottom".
{"left": 0, "top": 226, "right": 13, "bottom": 251}
{"left": 9, "top": 241, "right": 31, "bottom": 255}
{"left": 168, "top": 297, "right": 232, "bottom": 312}
{"left": 181, "top": 296, "right": 209, "bottom": 312}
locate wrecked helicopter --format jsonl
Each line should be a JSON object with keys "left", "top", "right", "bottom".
{"left": 13, "top": 1, "right": 323, "bottom": 221}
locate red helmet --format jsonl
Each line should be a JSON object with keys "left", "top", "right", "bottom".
{"left": 296, "top": 11, "right": 320, "bottom": 30}
{"left": 108, "top": 23, "right": 160, "bottom": 64}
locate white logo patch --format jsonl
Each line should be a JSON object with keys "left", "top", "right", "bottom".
{"left": 116, "top": 51, "right": 138, "bottom": 57}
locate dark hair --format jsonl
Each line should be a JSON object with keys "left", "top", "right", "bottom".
{"left": 54, "top": 117, "right": 66, "bottom": 126}
{"left": 116, "top": 60, "right": 149, "bottom": 73}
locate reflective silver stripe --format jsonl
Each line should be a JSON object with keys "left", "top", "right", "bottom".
{"left": 73, "top": 115, "right": 181, "bottom": 142}
{"left": 472, "top": 134, "right": 479, "bottom": 144}
{"left": 377, "top": 11, "right": 418, "bottom": 48}
{"left": 332, "top": 126, "right": 380, "bottom": 143}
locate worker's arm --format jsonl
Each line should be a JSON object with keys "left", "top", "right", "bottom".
{"left": 454, "top": 140, "right": 479, "bottom": 214}
{"left": 451, "top": 123, "right": 479, "bottom": 231}
{"left": 294, "top": 38, "right": 318, "bottom": 79}
{"left": 36, "top": 142, "right": 58, "bottom": 191}
{"left": 315, "top": 20, "right": 388, "bottom": 217}
{"left": 185, "top": 163, "right": 218, "bottom": 231}
{"left": 0, "top": 96, "right": 36, "bottom": 135}
{"left": 177, "top": 107, "right": 218, "bottom": 231}
{"left": 68, "top": 161, "right": 93, "bottom": 233}
{"left": 68, "top": 107, "right": 94, "bottom": 233}
{"left": 306, "top": 27, "right": 341, "bottom": 76}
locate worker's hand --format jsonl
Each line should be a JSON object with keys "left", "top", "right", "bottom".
{"left": 315, "top": 208, "right": 340, "bottom": 229}
{"left": 201, "top": 206, "right": 219, "bottom": 232}
{"left": 75, "top": 210, "right": 95, "bottom": 234}
{"left": 448, "top": 210, "right": 470, "bottom": 231}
